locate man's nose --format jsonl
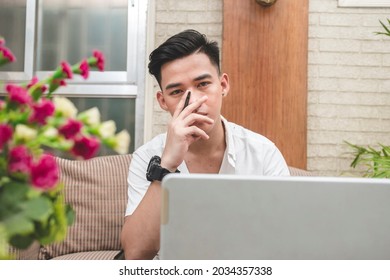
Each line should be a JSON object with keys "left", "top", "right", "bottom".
{"left": 187, "top": 89, "right": 204, "bottom": 104}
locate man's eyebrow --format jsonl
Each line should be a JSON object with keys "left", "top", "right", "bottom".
{"left": 194, "top": 73, "right": 212, "bottom": 81}
{"left": 165, "top": 82, "right": 182, "bottom": 90}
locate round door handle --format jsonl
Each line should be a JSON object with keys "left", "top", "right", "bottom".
{"left": 255, "top": 0, "right": 278, "bottom": 7}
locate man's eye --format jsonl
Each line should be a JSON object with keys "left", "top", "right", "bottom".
{"left": 198, "top": 81, "right": 210, "bottom": 88}
{"left": 170, "top": 89, "right": 183, "bottom": 95}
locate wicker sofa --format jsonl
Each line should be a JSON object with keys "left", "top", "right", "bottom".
{"left": 12, "top": 154, "right": 312, "bottom": 260}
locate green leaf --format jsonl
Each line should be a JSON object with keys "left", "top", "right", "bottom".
{"left": 3, "top": 214, "right": 34, "bottom": 236}
{"left": 9, "top": 234, "right": 34, "bottom": 250}
{"left": 0, "top": 176, "right": 10, "bottom": 187}
{"left": 345, "top": 141, "right": 390, "bottom": 178}
{"left": 36, "top": 190, "right": 71, "bottom": 245}
{"left": 376, "top": 19, "right": 390, "bottom": 37}
{"left": 22, "top": 196, "right": 53, "bottom": 222}
{"left": 0, "top": 182, "right": 29, "bottom": 220}
{"left": 379, "top": 20, "right": 390, "bottom": 35}
{"left": 381, "top": 144, "right": 390, "bottom": 157}
{"left": 0, "top": 180, "right": 29, "bottom": 199}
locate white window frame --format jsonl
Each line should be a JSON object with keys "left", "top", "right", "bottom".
{"left": 0, "top": 0, "right": 148, "bottom": 148}
{"left": 0, "top": 0, "right": 36, "bottom": 81}
{"left": 339, "top": 0, "right": 390, "bottom": 7}
{"left": 35, "top": 0, "right": 145, "bottom": 97}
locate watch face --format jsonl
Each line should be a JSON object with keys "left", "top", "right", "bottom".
{"left": 147, "top": 156, "right": 160, "bottom": 173}
{"left": 147, "top": 156, "right": 162, "bottom": 182}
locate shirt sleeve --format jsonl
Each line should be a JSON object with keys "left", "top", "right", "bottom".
{"left": 125, "top": 148, "right": 152, "bottom": 216}
{"left": 263, "top": 144, "right": 290, "bottom": 176}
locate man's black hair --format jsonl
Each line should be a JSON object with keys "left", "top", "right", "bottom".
{"left": 148, "top": 29, "right": 220, "bottom": 88}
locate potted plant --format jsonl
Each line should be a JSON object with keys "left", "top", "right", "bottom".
{"left": 0, "top": 37, "right": 130, "bottom": 259}
{"left": 346, "top": 19, "right": 390, "bottom": 178}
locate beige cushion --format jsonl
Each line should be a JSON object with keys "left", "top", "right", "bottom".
{"left": 38, "top": 154, "right": 131, "bottom": 260}
{"left": 51, "top": 250, "right": 120, "bottom": 260}
{"left": 288, "top": 166, "right": 314, "bottom": 176}
{"left": 10, "top": 242, "right": 40, "bottom": 260}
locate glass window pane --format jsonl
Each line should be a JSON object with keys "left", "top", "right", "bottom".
{"left": 37, "top": 0, "right": 128, "bottom": 72}
{"left": 0, "top": 0, "right": 26, "bottom": 72}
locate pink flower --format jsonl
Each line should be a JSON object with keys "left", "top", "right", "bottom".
{"left": 0, "top": 45, "right": 16, "bottom": 62}
{"left": 61, "top": 61, "right": 73, "bottom": 79}
{"left": 71, "top": 136, "right": 100, "bottom": 159}
{"left": 93, "top": 50, "right": 104, "bottom": 71}
{"left": 27, "top": 76, "right": 39, "bottom": 88}
{"left": 0, "top": 100, "right": 5, "bottom": 110}
{"left": 8, "top": 145, "right": 32, "bottom": 174}
{"left": 41, "top": 85, "right": 48, "bottom": 94}
{"left": 5, "top": 84, "right": 31, "bottom": 105}
{"left": 58, "top": 119, "right": 83, "bottom": 139}
{"left": 27, "top": 76, "right": 48, "bottom": 94}
{"left": 79, "top": 59, "right": 89, "bottom": 79}
{"left": 31, "top": 154, "right": 59, "bottom": 190}
{"left": 0, "top": 124, "right": 13, "bottom": 150}
{"left": 29, "top": 98, "right": 55, "bottom": 125}
{"left": 0, "top": 38, "right": 4, "bottom": 45}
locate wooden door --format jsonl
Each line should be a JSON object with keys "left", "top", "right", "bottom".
{"left": 222, "top": 0, "right": 308, "bottom": 169}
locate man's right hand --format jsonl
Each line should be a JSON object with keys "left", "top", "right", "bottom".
{"left": 160, "top": 91, "right": 214, "bottom": 171}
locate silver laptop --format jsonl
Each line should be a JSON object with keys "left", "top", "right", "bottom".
{"left": 159, "top": 174, "right": 390, "bottom": 260}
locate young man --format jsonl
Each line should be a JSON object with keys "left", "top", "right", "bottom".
{"left": 120, "top": 29, "right": 289, "bottom": 259}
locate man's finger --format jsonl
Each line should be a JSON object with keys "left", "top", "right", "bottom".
{"left": 173, "top": 90, "right": 191, "bottom": 118}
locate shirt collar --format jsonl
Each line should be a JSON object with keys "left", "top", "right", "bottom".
{"left": 221, "top": 116, "right": 236, "bottom": 168}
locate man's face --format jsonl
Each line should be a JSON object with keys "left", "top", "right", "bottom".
{"left": 157, "top": 52, "right": 229, "bottom": 135}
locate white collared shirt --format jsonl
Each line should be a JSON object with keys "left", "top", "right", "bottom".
{"left": 125, "top": 117, "right": 290, "bottom": 215}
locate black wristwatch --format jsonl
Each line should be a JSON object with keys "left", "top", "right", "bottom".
{"left": 146, "top": 155, "right": 180, "bottom": 182}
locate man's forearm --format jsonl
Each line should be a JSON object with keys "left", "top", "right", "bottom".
{"left": 121, "top": 181, "right": 162, "bottom": 260}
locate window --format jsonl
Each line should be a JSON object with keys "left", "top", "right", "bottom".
{"left": 0, "top": 0, "right": 148, "bottom": 153}
{"left": 0, "top": 0, "right": 32, "bottom": 79}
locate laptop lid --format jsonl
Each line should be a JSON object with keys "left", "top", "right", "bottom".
{"left": 160, "top": 174, "right": 390, "bottom": 260}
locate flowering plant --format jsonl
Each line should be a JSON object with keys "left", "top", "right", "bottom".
{"left": 0, "top": 37, "right": 130, "bottom": 259}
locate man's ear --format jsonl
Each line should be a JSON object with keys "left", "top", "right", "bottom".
{"left": 220, "top": 73, "right": 230, "bottom": 97}
{"left": 156, "top": 91, "right": 169, "bottom": 111}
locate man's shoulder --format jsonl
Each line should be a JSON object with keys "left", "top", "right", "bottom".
{"left": 133, "top": 133, "right": 166, "bottom": 156}
{"left": 225, "top": 120, "right": 275, "bottom": 146}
